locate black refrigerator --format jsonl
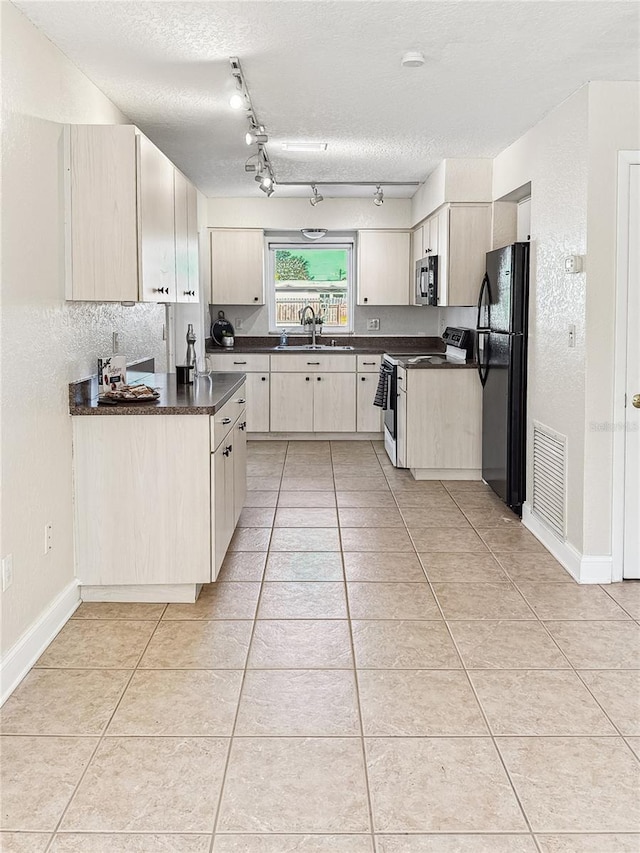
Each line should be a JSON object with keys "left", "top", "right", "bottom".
{"left": 476, "top": 242, "right": 530, "bottom": 514}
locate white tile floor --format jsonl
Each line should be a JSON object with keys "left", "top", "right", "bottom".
{"left": 1, "top": 439, "right": 639, "bottom": 853}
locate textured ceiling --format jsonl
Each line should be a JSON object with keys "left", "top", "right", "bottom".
{"left": 13, "top": 0, "right": 640, "bottom": 197}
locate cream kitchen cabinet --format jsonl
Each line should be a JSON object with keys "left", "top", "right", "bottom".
{"left": 210, "top": 229, "right": 265, "bottom": 305}
{"left": 270, "top": 356, "right": 357, "bottom": 433}
{"left": 65, "top": 124, "right": 199, "bottom": 304}
{"left": 270, "top": 372, "right": 314, "bottom": 432}
{"left": 356, "top": 355, "right": 383, "bottom": 433}
{"left": 357, "top": 230, "right": 411, "bottom": 305}
{"left": 211, "top": 406, "right": 247, "bottom": 579}
{"left": 405, "top": 368, "right": 481, "bottom": 477}
{"left": 174, "top": 169, "right": 199, "bottom": 304}
{"left": 207, "top": 353, "right": 270, "bottom": 432}
{"left": 413, "top": 203, "right": 491, "bottom": 307}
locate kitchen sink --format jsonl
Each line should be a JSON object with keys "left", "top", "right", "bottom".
{"left": 274, "top": 345, "right": 355, "bottom": 351}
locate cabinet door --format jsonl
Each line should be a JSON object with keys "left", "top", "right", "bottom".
{"left": 357, "top": 231, "right": 411, "bottom": 305}
{"left": 67, "top": 125, "right": 139, "bottom": 302}
{"left": 210, "top": 229, "right": 264, "bottom": 305}
{"left": 405, "top": 370, "right": 482, "bottom": 470}
{"left": 246, "top": 373, "right": 270, "bottom": 432}
{"left": 212, "top": 440, "right": 235, "bottom": 578}
{"left": 270, "top": 373, "right": 314, "bottom": 432}
{"left": 446, "top": 206, "right": 492, "bottom": 306}
{"left": 314, "top": 373, "right": 356, "bottom": 432}
{"left": 233, "top": 417, "right": 247, "bottom": 526}
{"left": 411, "top": 225, "right": 424, "bottom": 268}
{"left": 357, "top": 374, "right": 383, "bottom": 433}
{"left": 425, "top": 214, "right": 440, "bottom": 256}
{"left": 175, "top": 172, "right": 199, "bottom": 304}
{"left": 138, "top": 134, "right": 177, "bottom": 302}
{"left": 174, "top": 170, "right": 190, "bottom": 303}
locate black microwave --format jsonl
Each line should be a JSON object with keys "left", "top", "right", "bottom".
{"left": 415, "top": 255, "right": 438, "bottom": 306}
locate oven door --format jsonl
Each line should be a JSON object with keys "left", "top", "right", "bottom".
{"left": 383, "top": 363, "right": 397, "bottom": 439}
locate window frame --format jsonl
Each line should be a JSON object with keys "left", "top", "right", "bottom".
{"left": 266, "top": 233, "right": 356, "bottom": 335}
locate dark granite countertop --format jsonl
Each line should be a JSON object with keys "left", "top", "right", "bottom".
{"left": 206, "top": 335, "right": 445, "bottom": 356}
{"left": 391, "top": 354, "right": 478, "bottom": 370}
{"left": 70, "top": 370, "right": 246, "bottom": 416}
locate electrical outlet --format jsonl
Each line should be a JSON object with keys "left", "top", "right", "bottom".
{"left": 235, "top": 318, "right": 244, "bottom": 331}
{"left": 568, "top": 324, "right": 576, "bottom": 348}
{"left": 2, "top": 554, "right": 13, "bottom": 592}
{"left": 367, "top": 319, "right": 380, "bottom": 331}
{"left": 44, "top": 522, "right": 53, "bottom": 555}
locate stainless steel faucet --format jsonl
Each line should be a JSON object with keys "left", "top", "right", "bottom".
{"left": 300, "top": 305, "right": 317, "bottom": 347}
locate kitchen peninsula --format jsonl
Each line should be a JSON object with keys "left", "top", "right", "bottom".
{"left": 69, "top": 367, "right": 247, "bottom": 603}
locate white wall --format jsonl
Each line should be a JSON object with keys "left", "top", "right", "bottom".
{"left": 207, "top": 197, "right": 412, "bottom": 230}
{"left": 1, "top": 4, "right": 167, "bottom": 656}
{"left": 492, "top": 81, "right": 640, "bottom": 572}
{"left": 493, "top": 86, "right": 589, "bottom": 555}
{"left": 583, "top": 82, "right": 640, "bottom": 556}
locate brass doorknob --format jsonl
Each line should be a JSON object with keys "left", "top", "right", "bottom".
{"left": 633, "top": 394, "right": 640, "bottom": 409}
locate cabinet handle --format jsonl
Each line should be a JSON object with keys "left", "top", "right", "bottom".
{"left": 221, "top": 417, "right": 231, "bottom": 425}
{"left": 363, "top": 297, "right": 368, "bottom": 303}
{"left": 154, "top": 287, "right": 169, "bottom": 294}
{"left": 261, "top": 376, "right": 267, "bottom": 381}
{"left": 317, "top": 376, "right": 321, "bottom": 382}
{"left": 253, "top": 296, "right": 259, "bottom": 302}
{"left": 361, "top": 376, "right": 366, "bottom": 382}
{"left": 237, "top": 398, "right": 246, "bottom": 404}
{"left": 183, "top": 290, "right": 195, "bottom": 296}
{"left": 363, "top": 361, "right": 376, "bottom": 365}
{"left": 307, "top": 362, "right": 320, "bottom": 365}
{"left": 233, "top": 361, "right": 247, "bottom": 365}
{"left": 239, "top": 422, "right": 247, "bottom": 431}
{"left": 397, "top": 376, "right": 403, "bottom": 382}
{"left": 305, "top": 377, "right": 310, "bottom": 381}
{"left": 223, "top": 444, "right": 232, "bottom": 457}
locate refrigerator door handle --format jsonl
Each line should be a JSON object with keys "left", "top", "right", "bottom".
{"left": 476, "top": 330, "right": 490, "bottom": 388}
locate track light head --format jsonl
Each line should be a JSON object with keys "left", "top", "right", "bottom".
{"left": 373, "top": 185, "right": 384, "bottom": 206}
{"left": 229, "top": 92, "right": 246, "bottom": 110}
{"left": 260, "top": 184, "right": 275, "bottom": 197}
{"left": 309, "top": 184, "right": 324, "bottom": 206}
{"left": 255, "top": 172, "right": 273, "bottom": 189}
{"left": 245, "top": 127, "right": 268, "bottom": 146}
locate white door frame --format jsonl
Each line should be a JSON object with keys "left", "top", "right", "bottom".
{"left": 612, "top": 151, "right": 640, "bottom": 581}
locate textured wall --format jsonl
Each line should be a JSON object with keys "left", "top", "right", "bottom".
{"left": 1, "top": 4, "right": 166, "bottom": 654}
{"left": 583, "top": 82, "right": 640, "bottom": 555}
{"left": 493, "top": 87, "right": 589, "bottom": 553}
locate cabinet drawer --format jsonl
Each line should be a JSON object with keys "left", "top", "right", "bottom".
{"left": 270, "top": 354, "right": 356, "bottom": 373}
{"left": 210, "top": 382, "right": 247, "bottom": 450}
{"left": 357, "top": 355, "right": 381, "bottom": 373}
{"left": 208, "top": 353, "right": 270, "bottom": 373}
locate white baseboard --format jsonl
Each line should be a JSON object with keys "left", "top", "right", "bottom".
{"left": 81, "top": 583, "right": 201, "bottom": 603}
{"left": 411, "top": 468, "right": 481, "bottom": 481}
{"left": 1, "top": 579, "right": 80, "bottom": 706}
{"left": 522, "top": 502, "right": 613, "bottom": 584}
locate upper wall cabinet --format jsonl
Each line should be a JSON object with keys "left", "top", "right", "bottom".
{"left": 65, "top": 124, "right": 199, "bottom": 303}
{"left": 210, "top": 229, "right": 265, "bottom": 305}
{"left": 174, "top": 169, "right": 199, "bottom": 304}
{"left": 413, "top": 203, "right": 491, "bottom": 307}
{"left": 357, "top": 230, "right": 411, "bottom": 306}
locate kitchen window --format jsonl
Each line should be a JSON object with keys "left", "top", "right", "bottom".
{"left": 267, "top": 236, "right": 355, "bottom": 334}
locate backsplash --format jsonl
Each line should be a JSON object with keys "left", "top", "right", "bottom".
{"left": 209, "top": 303, "right": 476, "bottom": 337}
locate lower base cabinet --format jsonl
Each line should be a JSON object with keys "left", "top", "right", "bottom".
{"left": 356, "top": 373, "right": 383, "bottom": 432}
{"left": 405, "top": 369, "right": 481, "bottom": 473}
{"left": 211, "top": 414, "right": 247, "bottom": 578}
{"left": 270, "top": 372, "right": 356, "bottom": 432}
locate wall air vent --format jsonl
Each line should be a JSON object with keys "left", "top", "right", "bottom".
{"left": 532, "top": 421, "right": 567, "bottom": 539}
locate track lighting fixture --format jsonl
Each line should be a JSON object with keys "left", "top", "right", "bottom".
{"left": 261, "top": 185, "right": 275, "bottom": 197}
{"left": 373, "top": 185, "right": 384, "bottom": 206}
{"left": 255, "top": 172, "right": 273, "bottom": 190}
{"left": 309, "top": 184, "right": 324, "bottom": 206}
{"left": 229, "top": 92, "right": 246, "bottom": 110}
{"left": 245, "top": 127, "right": 268, "bottom": 146}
